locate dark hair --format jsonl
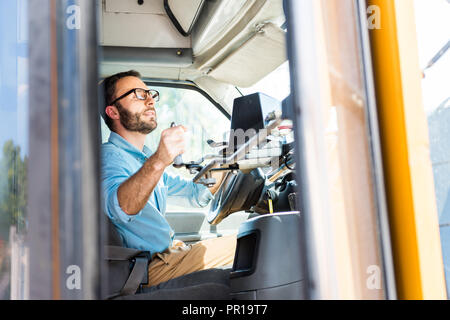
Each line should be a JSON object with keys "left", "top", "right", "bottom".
{"left": 101, "top": 70, "right": 142, "bottom": 131}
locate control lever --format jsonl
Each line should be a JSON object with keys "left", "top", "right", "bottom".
{"left": 168, "top": 123, "right": 218, "bottom": 188}
{"left": 171, "top": 122, "right": 184, "bottom": 168}
{"left": 207, "top": 139, "right": 228, "bottom": 148}
{"left": 198, "top": 171, "right": 217, "bottom": 188}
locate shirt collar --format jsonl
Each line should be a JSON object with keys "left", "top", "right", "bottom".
{"left": 108, "top": 132, "right": 153, "bottom": 159}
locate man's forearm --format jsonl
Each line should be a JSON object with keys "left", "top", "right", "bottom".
{"left": 117, "top": 155, "right": 166, "bottom": 215}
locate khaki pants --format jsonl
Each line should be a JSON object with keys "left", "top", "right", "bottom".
{"left": 145, "top": 235, "right": 237, "bottom": 287}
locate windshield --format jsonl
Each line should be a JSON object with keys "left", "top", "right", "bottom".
{"left": 238, "top": 61, "right": 291, "bottom": 102}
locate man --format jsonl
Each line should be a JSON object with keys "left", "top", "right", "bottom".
{"left": 101, "top": 70, "right": 236, "bottom": 287}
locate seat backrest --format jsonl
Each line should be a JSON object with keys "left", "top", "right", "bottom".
{"left": 105, "top": 218, "right": 151, "bottom": 299}
{"left": 107, "top": 218, "right": 124, "bottom": 246}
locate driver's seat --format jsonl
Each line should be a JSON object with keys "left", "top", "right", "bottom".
{"left": 104, "top": 218, "right": 232, "bottom": 300}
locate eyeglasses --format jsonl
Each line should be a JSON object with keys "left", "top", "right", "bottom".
{"left": 109, "top": 88, "right": 160, "bottom": 106}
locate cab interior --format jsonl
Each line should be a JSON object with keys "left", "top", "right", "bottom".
{"left": 99, "top": 0, "right": 303, "bottom": 299}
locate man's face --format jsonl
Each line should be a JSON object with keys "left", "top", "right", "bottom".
{"left": 112, "top": 76, "right": 157, "bottom": 134}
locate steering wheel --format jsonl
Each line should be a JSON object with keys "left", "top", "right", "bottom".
{"left": 207, "top": 168, "right": 266, "bottom": 225}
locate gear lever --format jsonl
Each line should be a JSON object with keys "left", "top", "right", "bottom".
{"left": 169, "top": 122, "right": 217, "bottom": 188}
{"left": 171, "top": 122, "right": 184, "bottom": 168}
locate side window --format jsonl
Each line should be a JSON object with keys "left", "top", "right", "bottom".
{"left": 100, "top": 85, "right": 231, "bottom": 211}
{"left": 414, "top": 0, "right": 450, "bottom": 292}
{"left": 0, "top": 0, "right": 29, "bottom": 300}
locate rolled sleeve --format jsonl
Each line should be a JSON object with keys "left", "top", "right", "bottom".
{"left": 101, "top": 150, "right": 143, "bottom": 223}
{"left": 106, "top": 184, "right": 143, "bottom": 223}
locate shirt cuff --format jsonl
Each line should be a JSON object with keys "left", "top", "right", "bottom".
{"left": 197, "top": 184, "right": 215, "bottom": 207}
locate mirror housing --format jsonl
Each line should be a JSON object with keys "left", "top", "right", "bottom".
{"left": 164, "top": 0, "right": 206, "bottom": 36}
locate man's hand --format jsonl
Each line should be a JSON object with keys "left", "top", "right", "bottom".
{"left": 208, "top": 171, "right": 226, "bottom": 195}
{"left": 153, "top": 125, "right": 188, "bottom": 167}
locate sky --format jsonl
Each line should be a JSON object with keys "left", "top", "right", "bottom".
{"left": 0, "top": 0, "right": 29, "bottom": 157}
{"left": 414, "top": 0, "right": 450, "bottom": 115}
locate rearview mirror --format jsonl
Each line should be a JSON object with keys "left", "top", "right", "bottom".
{"left": 164, "top": 0, "right": 205, "bottom": 36}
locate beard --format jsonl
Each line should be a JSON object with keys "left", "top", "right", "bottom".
{"left": 116, "top": 102, "right": 157, "bottom": 134}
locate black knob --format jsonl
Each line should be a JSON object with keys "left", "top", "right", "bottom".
{"left": 137, "top": 0, "right": 144, "bottom": 5}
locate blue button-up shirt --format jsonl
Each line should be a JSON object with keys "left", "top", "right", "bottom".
{"left": 101, "top": 132, "right": 214, "bottom": 255}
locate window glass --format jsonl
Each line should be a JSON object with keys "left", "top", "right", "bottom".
{"left": 0, "top": 0, "right": 29, "bottom": 300}
{"left": 101, "top": 85, "right": 230, "bottom": 211}
{"left": 238, "top": 61, "right": 291, "bottom": 102}
{"left": 414, "top": 0, "right": 450, "bottom": 294}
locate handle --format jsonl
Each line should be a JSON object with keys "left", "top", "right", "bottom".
{"left": 170, "top": 122, "right": 184, "bottom": 168}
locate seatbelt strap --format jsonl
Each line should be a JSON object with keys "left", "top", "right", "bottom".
{"left": 106, "top": 246, "right": 145, "bottom": 261}
{"left": 121, "top": 256, "right": 149, "bottom": 296}
{"left": 105, "top": 245, "right": 151, "bottom": 296}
